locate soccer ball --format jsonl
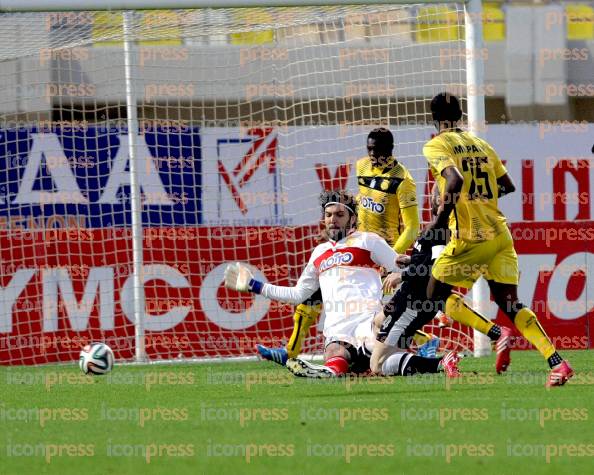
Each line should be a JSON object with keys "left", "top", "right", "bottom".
{"left": 79, "top": 343, "right": 114, "bottom": 375}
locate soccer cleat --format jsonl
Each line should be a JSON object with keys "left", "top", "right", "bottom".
{"left": 495, "top": 327, "right": 513, "bottom": 374}
{"left": 255, "top": 345, "right": 288, "bottom": 366}
{"left": 286, "top": 358, "right": 336, "bottom": 378}
{"left": 436, "top": 311, "right": 453, "bottom": 328}
{"left": 546, "top": 361, "right": 574, "bottom": 387}
{"left": 441, "top": 351, "right": 461, "bottom": 378}
{"left": 417, "top": 337, "right": 440, "bottom": 358}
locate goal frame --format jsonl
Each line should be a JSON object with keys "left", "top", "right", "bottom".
{"left": 0, "top": 0, "right": 489, "bottom": 360}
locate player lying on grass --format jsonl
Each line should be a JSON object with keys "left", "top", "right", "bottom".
{"left": 256, "top": 127, "right": 437, "bottom": 366}
{"left": 423, "top": 92, "right": 573, "bottom": 387}
{"left": 370, "top": 183, "right": 512, "bottom": 375}
{"left": 225, "top": 190, "right": 460, "bottom": 379}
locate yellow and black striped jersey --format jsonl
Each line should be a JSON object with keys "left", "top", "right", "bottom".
{"left": 423, "top": 129, "right": 508, "bottom": 242}
{"left": 356, "top": 156, "right": 418, "bottom": 248}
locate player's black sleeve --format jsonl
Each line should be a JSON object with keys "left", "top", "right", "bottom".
{"left": 377, "top": 230, "right": 446, "bottom": 348}
{"left": 401, "top": 252, "right": 433, "bottom": 284}
{"left": 400, "top": 229, "right": 440, "bottom": 285}
{"left": 301, "top": 288, "right": 323, "bottom": 306}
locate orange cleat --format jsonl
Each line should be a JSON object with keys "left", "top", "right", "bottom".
{"left": 495, "top": 327, "right": 513, "bottom": 374}
{"left": 546, "top": 360, "right": 574, "bottom": 387}
{"left": 436, "top": 311, "right": 453, "bottom": 328}
{"left": 441, "top": 351, "right": 461, "bottom": 378}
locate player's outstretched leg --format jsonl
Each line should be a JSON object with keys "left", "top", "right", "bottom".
{"left": 488, "top": 281, "right": 574, "bottom": 387}
{"left": 373, "top": 350, "right": 460, "bottom": 378}
{"left": 256, "top": 299, "right": 321, "bottom": 366}
{"left": 428, "top": 278, "right": 513, "bottom": 373}
{"left": 444, "top": 293, "right": 512, "bottom": 373}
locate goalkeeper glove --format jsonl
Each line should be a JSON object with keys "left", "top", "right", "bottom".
{"left": 224, "top": 262, "right": 263, "bottom": 294}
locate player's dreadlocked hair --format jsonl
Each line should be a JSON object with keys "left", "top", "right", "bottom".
{"left": 319, "top": 190, "right": 358, "bottom": 219}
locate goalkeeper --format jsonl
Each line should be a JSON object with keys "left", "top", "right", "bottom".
{"left": 226, "top": 190, "right": 460, "bottom": 379}
{"left": 257, "top": 127, "right": 438, "bottom": 365}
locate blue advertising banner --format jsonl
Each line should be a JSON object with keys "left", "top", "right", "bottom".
{"left": 0, "top": 127, "right": 201, "bottom": 228}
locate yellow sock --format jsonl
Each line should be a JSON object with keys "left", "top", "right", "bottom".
{"left": 514, "top": 307, "right": 556, "bottom": 359}
{"left": 445, "top": 293, "right": 495, "bottom": 336}
{"left": 286, "top": 303, "right": 321, "bottom": 358}
{"left": 413, "top": 330, "right": 433, "bottom": 346}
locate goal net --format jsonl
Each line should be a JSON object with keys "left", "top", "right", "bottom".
{"left": 0, "top": 3, "right": 478, "bottom": 365}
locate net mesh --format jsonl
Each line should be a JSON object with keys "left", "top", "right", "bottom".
{"left": 0, "top": 5, "right": 474, "bottom": 364}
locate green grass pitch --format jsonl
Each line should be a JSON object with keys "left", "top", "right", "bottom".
{"left": 1, "top": 350, "right": 592, "bottom": 474}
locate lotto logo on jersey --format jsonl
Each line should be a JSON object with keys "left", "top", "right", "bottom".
{"left": 360, "top": 196, "right": 385, "bottom": 214}
{"left": 318, "top": 252, "right": 354, "bottom": 272}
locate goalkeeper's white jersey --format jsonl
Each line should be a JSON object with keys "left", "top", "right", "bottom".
{"left": 260, "top": 231, "right": 398, "bottom": 340}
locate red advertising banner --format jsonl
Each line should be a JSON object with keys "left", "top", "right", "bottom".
{"left": 0, "top": 223, "right": 591, "bottom": 365}
{"left": 0, "top": 227, "right": 318, "bottom": 364}
{"left": 500, "top": 222, "right": 593, "bottom": 350}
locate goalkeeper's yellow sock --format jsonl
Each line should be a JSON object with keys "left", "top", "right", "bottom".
{"left": 413, "top": 330, "right": 433, "bottom": 346}
{"left": 513, "top": 307, "right": 556, "bottom": 360}
{"left": 445, "top": 293, "right": 496, "bottom": 338}
{"left": 286, "top": 303, "right": 321, "bottom": 358}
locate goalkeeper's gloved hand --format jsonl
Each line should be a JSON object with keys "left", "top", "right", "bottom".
{"left": 224, "top": 262, "right": 263, "bottom": 294}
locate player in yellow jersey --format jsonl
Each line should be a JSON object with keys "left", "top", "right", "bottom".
{"left": 423, "top": 92, "right": 573, "bottom": 387}
{"left": 256, "top": 127, "right": 441, "bottom": 365}
{"left": 357, "top": 128, "right": 437, "bottom": 354}
{"left": 356, "top": 127, "right": 419, "bottom": 253}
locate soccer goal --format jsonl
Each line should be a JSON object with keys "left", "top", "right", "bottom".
{"left": 0, "top": 0, "right": 488, "bottom": 365}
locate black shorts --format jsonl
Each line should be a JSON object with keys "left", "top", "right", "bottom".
{"left": 377, "top": 281, "right": 437, "bottom": 349}
{"left": 301, "top": 288, "right": 323, "bottom": 307}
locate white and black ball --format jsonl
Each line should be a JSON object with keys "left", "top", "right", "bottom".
{"left": 79, "top": 343, "right": 114, "bottom": 375}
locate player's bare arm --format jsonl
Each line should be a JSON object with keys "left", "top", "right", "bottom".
{"left": 396, "top": 254, "right": 411, "bottom": 267}
{"left": 432, "top": 166, "right": 463, "bottom": 231}
{"left": 496, "top": 172, "right": 516, "bottom": 198}
{"left": 382, "top": 271, "right": 402, "bottom": 293}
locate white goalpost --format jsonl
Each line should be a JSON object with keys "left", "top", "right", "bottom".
{"left": 0, "top": 0, "right": 488, "bottom": 365}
